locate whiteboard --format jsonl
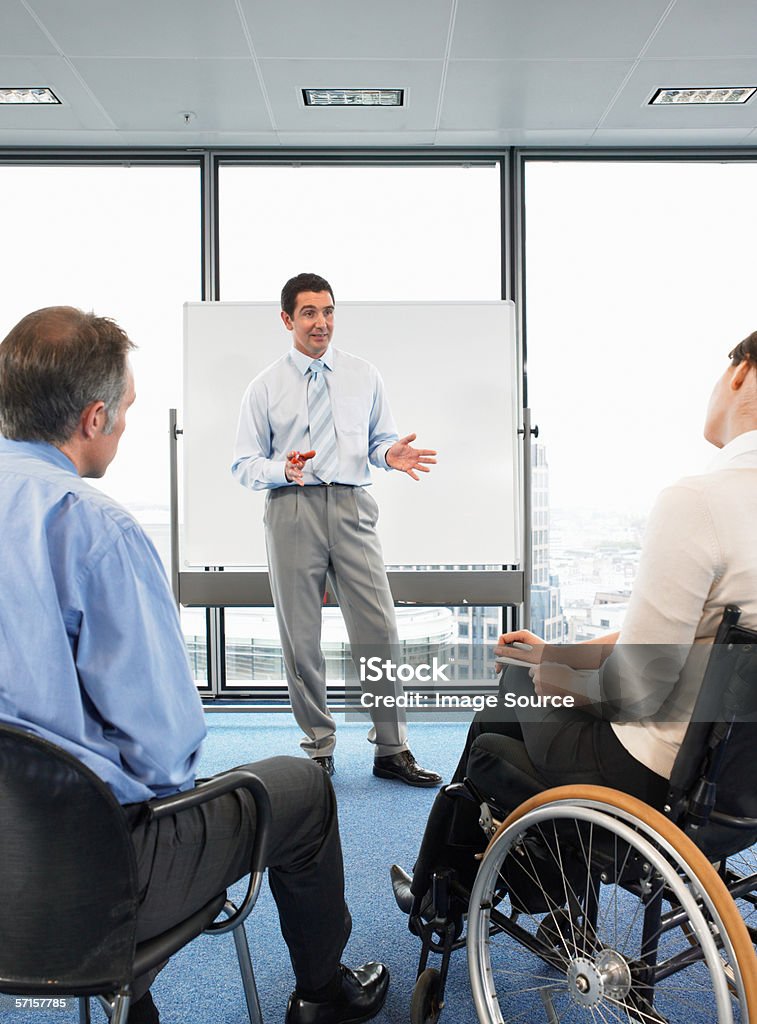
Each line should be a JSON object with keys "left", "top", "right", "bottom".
{"left": 182, "top": 301, "right": 520, "bottom": 568}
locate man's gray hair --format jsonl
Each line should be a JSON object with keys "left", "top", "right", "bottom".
{"left": 0, "top": 306, "right": 135, "bottom": 444}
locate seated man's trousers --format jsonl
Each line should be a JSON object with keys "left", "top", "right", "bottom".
{"left": 126, "top": 755, "right": 351, "bottom": 998}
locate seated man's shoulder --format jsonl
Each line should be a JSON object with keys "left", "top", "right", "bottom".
{"left": 36, "top": 469, "right": 144, "bottom": 546}
{"left": 73, "top": 480, "right": 141, "bottom": 534}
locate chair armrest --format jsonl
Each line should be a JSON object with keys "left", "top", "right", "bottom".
{"left": 146, "top": 768, "right": 273, "bottom": 877}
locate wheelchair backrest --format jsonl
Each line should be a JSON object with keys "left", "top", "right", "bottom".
{"left": 666, "top": 606, "right": 757, "bottom": 855}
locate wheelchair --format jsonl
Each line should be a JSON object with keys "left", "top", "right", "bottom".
{"left": 404, "top": 606, "right": 757, "bottom": 1024}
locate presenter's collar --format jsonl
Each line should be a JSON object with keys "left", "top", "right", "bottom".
{"left": 290, "top": 345, "right": 334, "bottom": 375}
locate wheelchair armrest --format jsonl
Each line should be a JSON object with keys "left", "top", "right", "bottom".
{"left": 147, "top": 768, "right": 273, "bottom": 878}
{"left": 448, "top": 778, "right": 504, "bottom": 839}
{"left": 443, "top": 781, "right": 479, "bottom": 803}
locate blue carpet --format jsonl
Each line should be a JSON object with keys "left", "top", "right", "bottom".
{"left": 0, "top": 714, "right": 472, "bottom": 1024}
{"left": 3, "top": 714, "right": 745, "bottom": 1023}
{"left": 176, "top": 713, "right": 475, "bottom": 1024}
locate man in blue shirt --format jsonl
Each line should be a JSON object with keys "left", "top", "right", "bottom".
{"left": 232, "top": 273, "right": 442, "bottom": 787}
{"left": 0, "top": 306, "right": 388, "bottom": 1024}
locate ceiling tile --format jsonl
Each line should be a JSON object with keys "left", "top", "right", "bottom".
{"left": 645, "top": 0, "right": 757, "bottom": 59}
{"left": 0, "top": 56, "right": 114, "bottom": 129}
{"left": 441, "top": 59, "right": 632, "bottom": 130}
{"left": 71, "top": 58, "right": 271, "bottom": 132}
{"left": 0, "top": 2, "right": 57, "bottom": 56}
{"left": 238, "top": 0, "right": 454, "bottom": 59}
{"left": 27, "top": 0, "right": 250, "bottom": 58}
{"left": 451, "top": 0, "right": 671, "bottom": 59}
{"left": 0, "top": 129, "right": 116, "bottom": 144}
{"left": 516, "top": 128, "right": 598, "bottom": 146}
{"left": 602, "top": 57, "right": 757, "bottom": 129}
{"left": 275, "top": 131, "right": 438, "bottom": 146}
{"left": 432, "top": 128, "right": 522, "bottom": 145}
{"left": 261, "top": 59, "right": 443, "bottom": 131}
{"left": 1, "top": 1, "right": 756, "bottom": 149}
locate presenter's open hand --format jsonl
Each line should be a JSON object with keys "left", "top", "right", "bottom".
{"left": 386, "top": 433, "right": 437, "bottom": 481}
{"left": 285, "top": 449, "right": 315, "bottom": 486}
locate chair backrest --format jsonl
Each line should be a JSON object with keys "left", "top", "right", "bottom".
{"left": 0, "top": 723, "right": 138, "bottom": 995}
{"left": 666, "top": 606, "right": 757, "bottom": 856}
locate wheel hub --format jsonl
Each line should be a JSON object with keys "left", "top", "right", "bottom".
{"left": 596, "top": 948, "right": 632, "bottom": 1001}
{"left": 567, "top": 949, "right": 632, "bottom": 1008}
{"left": 567, "top": 957, "right": 603, "bottom": 1008}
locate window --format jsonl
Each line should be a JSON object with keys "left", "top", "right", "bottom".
{"left": 0, "top": 162, "right": 206, "bottom": 682}
{"left": 524, "top": 159, "right": 757, "bottom": 639}
{"left": 217, "top": 161, "right": 504, "bottom": 692}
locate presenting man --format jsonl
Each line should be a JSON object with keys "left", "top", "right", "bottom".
{"left": 0, "top": 306, "right": 388, "bottom": 1024}
{"left": 232, "top": 273, "right": 441, "bottom": 787}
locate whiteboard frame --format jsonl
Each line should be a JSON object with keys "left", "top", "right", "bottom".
{"left": 178, "top": 299, "right": 524, "bottom": 604}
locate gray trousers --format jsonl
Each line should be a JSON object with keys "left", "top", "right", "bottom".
{"left": 127, "top": 756, "right": 351, "bottom": 998}
{"left": 264, "top": 484, "right": 409, "bottom": 758}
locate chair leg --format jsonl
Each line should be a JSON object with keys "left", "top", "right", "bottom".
{"left": 231, "top": 914, "right": 264, "bottom": 1024}
{"left": 110, "top": 993, "right": 131, "bottom": 1024}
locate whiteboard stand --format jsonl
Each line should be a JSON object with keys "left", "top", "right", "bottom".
{"left": 169, "top": 407, "right": 181, "bottom": 604}
{"left": 520, "top": 407, "right": 538, "bottom": 630}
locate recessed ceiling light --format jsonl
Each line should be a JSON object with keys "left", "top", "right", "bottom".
{"left": 649, "top": 87, "right": 755, "bottom": 105}
{"left": 303, "top": 88, "right": 403, "bottom": 107}
{"left": 0, "top": 87, "right": 61, "bottom": 104}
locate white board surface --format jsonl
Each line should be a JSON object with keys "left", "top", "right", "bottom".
{"left": 182, "top": 301, "right": 520, "bottom": 568}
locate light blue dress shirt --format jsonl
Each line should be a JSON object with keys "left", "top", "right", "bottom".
{"left": 0, "top": 438, "right": 207, "bottom": 804}
{"left": 231, "top": 345, "right": 399, "bottom": 490}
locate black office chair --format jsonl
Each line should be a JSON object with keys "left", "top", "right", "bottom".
{"left": 0, "top": 722, "right": 272, "bottom": 1024}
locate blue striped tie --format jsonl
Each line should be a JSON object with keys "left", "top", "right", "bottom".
{"left": 307, "top": 359, "right": 339, "bottom": 484}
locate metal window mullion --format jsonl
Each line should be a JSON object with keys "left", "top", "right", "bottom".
{"left": 202, "top": 152, "right": 225, "bottom": 696}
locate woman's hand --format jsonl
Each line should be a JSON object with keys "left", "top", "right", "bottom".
{"left": 492, "top": 629, "right": 546, "bottom": 672}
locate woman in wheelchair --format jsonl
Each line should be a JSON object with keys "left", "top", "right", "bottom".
{"left": 395, "top": 333, "right": 757, "bottom": 1024}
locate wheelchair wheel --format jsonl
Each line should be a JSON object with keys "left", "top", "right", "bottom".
{"left": 723, "top": 843, "right": 757, "bottom": 943}
{"left": 410, "top": 967, "right": 444, "bottom": 1024}
{"left": 467, "top": 785, "right": 757, "bottom": 1023}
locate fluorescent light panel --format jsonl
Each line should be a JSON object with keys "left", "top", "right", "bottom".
{"left": 650, "top": 86, "right": 755, "bottom": 105}
{"left": 303, "top": 88, "right": 403, "bottom": 107}
{"left": 0, "top": 87, "right": 60, "bottom": 104}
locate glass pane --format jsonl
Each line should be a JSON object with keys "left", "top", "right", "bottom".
{"left": 218, "top": 163, "right": 501, "bottom": 301}
{"left": 0, "top": 163, "right": 206, "bottom": 680}
{"left": 524, "top": 160, "right": 757, "bottom": 640}
{"left": 219, "top": 163, "right": 504, "bottom": 692}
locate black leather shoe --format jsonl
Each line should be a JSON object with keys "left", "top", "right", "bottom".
{"left": 127, "top": 991, "right": 160, "bottom": 1024}
{"left": 373, "top": 750, "right": 442, "bottom": 788}
{"left": 313, "top": 755, "right": 335, "bottom": 777}
{"left": 285, "top": 962, "right": 389, "bottom": 1024}
{"left": 390, "top": 864, "right": 437, "bottom": 928}
{"left": 390, "top": 863, "right": 414, "bottom": 914}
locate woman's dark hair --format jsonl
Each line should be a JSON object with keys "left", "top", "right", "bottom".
{"left": 729, "top": 330, "right": 757, "bottom": 367}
